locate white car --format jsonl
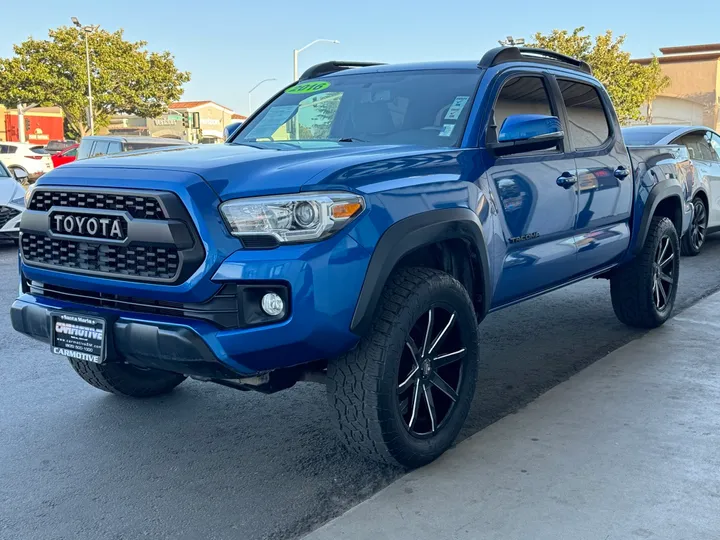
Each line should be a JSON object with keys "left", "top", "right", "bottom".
{"left": 0, "top": 141, "right": 53, "bottom": 182}
{"left": 0, "top": 161, "right": 25, "bottom": 243}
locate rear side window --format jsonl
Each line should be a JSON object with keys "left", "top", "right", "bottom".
{"left": 558, "top": 80, "right": 610, "bottom": 149}
{"left": 65, "top": 147, "right": 78, "bottom": 158}
{"left": 1, "top": 145, "right": 17, "bottom": 154}
{"left": 711, "top": 133, "right": 720, "bottom": 161}
{"left": 89, "top": 141, "right": 110, "bottom": 157}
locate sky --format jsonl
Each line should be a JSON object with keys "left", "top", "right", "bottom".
{"left": 2, "top": 0, "right": 719, "bottom": 116}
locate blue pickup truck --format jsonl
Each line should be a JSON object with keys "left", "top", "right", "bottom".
{"left": 12, "top": 48, "right": 693, "bottom": 468}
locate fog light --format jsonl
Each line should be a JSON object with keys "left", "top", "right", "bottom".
{"left": 261, "top": 292, "right": 284, "bottom": 316}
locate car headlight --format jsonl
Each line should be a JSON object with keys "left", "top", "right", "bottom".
{"left": 220, "top": 192, "right": 365, "bottom": 244}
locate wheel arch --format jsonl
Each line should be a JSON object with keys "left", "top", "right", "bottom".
{"left": 633, "top": 184, "right": 683, "bottom": 256}
{"left": 350, "top": 208, "right": 491, "bottom": 337}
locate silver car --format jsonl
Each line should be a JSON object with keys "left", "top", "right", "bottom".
{"left": 0, "top": 162, "right": 25, "bottom": 243}
{"left": 622, "top": 125, "right": 720, "bottom": 255}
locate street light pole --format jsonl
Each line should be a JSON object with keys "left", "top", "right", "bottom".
{"left": 248, "top": 78, "right": 277, "bottom": 114}
{"left": 292, "top": 39, "right": 339, "bottom": 81}
{"left": 71, "top": 17, "right": 99, "bottom": 135}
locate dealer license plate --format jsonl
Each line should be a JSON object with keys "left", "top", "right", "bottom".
{"left": 51, "top": 313, "right": 107, "bottom": 363}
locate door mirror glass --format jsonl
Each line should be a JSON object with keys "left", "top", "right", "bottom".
{"left": 12, "top": 167, "right": 29, "bottom": 183}
{"left": 491, "top": 114, "right": 563, "bottom": 156}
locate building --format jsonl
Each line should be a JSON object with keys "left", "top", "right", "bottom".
{"left": 633, "top": 44, "right": 720, "bottom": 129}
{"left": 0, "top": 106, "right": 65, "bottom": 143}
{"left": 106, "top": 101, "right": 245, "bottom": 143}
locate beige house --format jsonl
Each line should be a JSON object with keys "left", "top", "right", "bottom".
{"left": 107, "top": 101, "right": 245, "bottom": 142}
{"left": 633, "top": 44, "right": 720, "bottom": 129}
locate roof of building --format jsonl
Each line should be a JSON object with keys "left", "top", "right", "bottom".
{"left": 634, "top": 43, "right": 720, "bottom": 65}
{"left": 169, "top": 100, "right": 234, "bottom": 112}
{"left": 231, "top": 114, "right": 247, "bottom": 120}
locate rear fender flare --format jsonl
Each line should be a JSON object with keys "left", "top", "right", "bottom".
{"left": 633, "top": 183, "right": 683, "bottom": 255}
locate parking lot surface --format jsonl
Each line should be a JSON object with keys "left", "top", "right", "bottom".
{"left": 2, "top": 236, "right": 720, "bottom": 539}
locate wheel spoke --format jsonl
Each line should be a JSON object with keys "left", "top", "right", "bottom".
{"left": 657, "top": 238, "right": 669, "bottom": 264}
{"left": 433, "top": 348, "right": 467, "bottom": 368}
{"left": 398, "top": 366, "right": 419, "bottom": 393}
{"left": 405, "top": 340, "right": 421, "bottom": 368}
{"left": 658, "top": 278, "right": 668, "bottom": 306}
{"left": 659, "top": 250, "right": 674, "bottom": 268}
{"left": 428, "top": 312, "right": 456, "bottom": 356}
{"left": 423, "top": 383, "right": 437, "bottom": 433}
{"left": 421, "top": 308, "right": 434, "bottom": 357}
{"left": 653, "top": 280, "right": 660, "bottom": 308}
{"left": 408, "top": 380, "right": 422, "bottom": 429}
{"left": 430, "top": 372, "right": 459, "bottom": 402}
{"left": 660, "top": 271, "right": 673, "bottom": 284}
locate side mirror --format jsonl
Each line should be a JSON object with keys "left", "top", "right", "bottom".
{"left": 489, "top": 114, "right": 563, "bottom": 156}
{"left": 12, "top": 167, "right": 29, "bottom": 184}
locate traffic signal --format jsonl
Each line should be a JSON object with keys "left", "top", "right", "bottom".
{"left": 181, "top": 111, "right": 189, "bottom": 128}
{"left": 192, "top": 112, "right": 200, "bottom": 129}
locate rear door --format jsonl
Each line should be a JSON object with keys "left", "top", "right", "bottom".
{"left": 556, "top": 78, "right": 633, "bottom": 272}
{"left": 486, "top": 72, "right": 579, "bottom": 306}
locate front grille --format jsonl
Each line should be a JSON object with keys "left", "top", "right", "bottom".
{"left": 29, "top": 280, "right": 241, "bottom": 329}
{"left": 21, "top": 234, "right": 180, "bottom": 280}
{"left": 21, "top": 188, "right": 205, "bottom": 283}
{"left": 0, "top": 205, "right": 21, "bottom": 228}
{"left": 29, "top": 191, "right": 166, "bottom": 219}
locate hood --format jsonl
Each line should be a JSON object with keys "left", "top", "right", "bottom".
{"left": 55, "top": 143, "right": 452, "bottom": 200}
{"left": 0, "top": 177, "right": 25, "bottom": 205}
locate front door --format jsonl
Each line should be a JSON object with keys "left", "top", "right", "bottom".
{"left": 487, "top": 73, "right": 579, "bottom": 307}
{"left": 556, "top": 78, "right": 633, "bottom": 273}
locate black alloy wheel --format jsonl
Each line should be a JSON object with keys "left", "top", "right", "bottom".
{"left": 688, "top": 198, "right": 707, "bottom": 252}
{"left": 652, "top": 233, "right": 676, "bottom": 312}
{"left": 397, "top": 306, "right": 466, "bottom": 437}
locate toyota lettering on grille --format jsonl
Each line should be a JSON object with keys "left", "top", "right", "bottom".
{"left": 51, "top": 213, "right": 127, "bottom": 240}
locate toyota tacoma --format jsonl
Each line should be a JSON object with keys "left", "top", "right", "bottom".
{"left": 12, "top": 48, "right": 693, "bottom": 468}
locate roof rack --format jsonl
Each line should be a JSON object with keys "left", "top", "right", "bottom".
{"left": 299, "top": 61, "right": 386, "bottom": 81}
{"left": 478, "top": 47, "right": 592, "bottom": 75}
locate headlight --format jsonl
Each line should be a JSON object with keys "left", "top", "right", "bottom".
{"left": 220, "top": 192, "right": 365, "bottom": 244}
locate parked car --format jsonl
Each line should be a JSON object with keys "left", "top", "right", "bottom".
{"left": 623, "top": 125, "right": 720, "bottom": 255}
{"left": 44, "top": 139, "right": 77, "bottom": 155}
{"left": 51, "top": 144, "right": 79, "bottom": 168}
{"left": 12, "top": 48, "right": 693, "bottom": 468}
{"left": 0, "top": 161, "right": 25, "bottom": 243}
{"left": 0, "top": 142, "right": 53, "bottom": 182}
{"left": 76, "top": 136, "right": 190, "bottom": 161}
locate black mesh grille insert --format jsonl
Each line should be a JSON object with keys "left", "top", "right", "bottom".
{"left": 0, "top": 205, "right": 21, "bottom": 228}
{"left": 29, "top": 191, "right": 166, "bottom": 219}
{"left": 21, "top": 234, "right": 180, "bottom": 280}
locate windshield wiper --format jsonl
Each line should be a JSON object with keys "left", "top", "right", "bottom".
{"left": 336, "top": 137, "right": 367, "bottom": 143}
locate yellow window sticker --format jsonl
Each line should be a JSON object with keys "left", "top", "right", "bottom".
{"left": 285, "top": 81, "right": 331, "bottom": 94}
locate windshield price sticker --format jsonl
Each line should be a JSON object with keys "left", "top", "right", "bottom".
{"left": 445, "top": 96, "right": 470, "bottom": 120}
{"left": 246, "top": 105, "right": 298, "bottom": 139}
{"left": 285, "top": 81, "right": 331, "bottom": 94}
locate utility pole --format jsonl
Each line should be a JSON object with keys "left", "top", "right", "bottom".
{"left": 248, "top": 78, "right": 277, "bottom": 114}
{"left": 499, "top": 36, "right": 526, "bottom": 47}
{"left": 17, "top": 102, "right": 38, "bottom": 143}
{"left": 292, "top": 39, "right": 339, "bottom": 81}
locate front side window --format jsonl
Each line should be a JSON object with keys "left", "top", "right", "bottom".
{"left": 89, "top": 141, "right": 110, "bottom": 157}
{"left": 675, "top": 132, "right": 716, "bottom": 161}
{"left": 107, "top": 142, "right": 123, "bottom": 155}
{"left": 234, "top": 70, "right": 481, "bottom": 148}
{"left": 710, "top": 133, "right": 720, "bottom": 162}
{"left": 558, "top": 80, "right": 610, "bottom": 149}
{"left": 64, "top": 147, "right": 78, "bottom": 158}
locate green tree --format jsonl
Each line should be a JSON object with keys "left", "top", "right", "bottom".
{"left": 529, "top": 27, "right": 669, "bottom": 123}
{"left": 0, "top": 26, "right": 190, "bottom": 138}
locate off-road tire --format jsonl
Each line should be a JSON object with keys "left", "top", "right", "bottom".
{"left": 681, "top": 196, "right": 707, "bottom": 256}
{"left": 610, "top": 216, "right": 679, "bottom": 328}
{"left": 68, "top": 358, "right": 187, "bottom": 397}
{"left": 327, "top": 267, "right": 479, "bottom": 468}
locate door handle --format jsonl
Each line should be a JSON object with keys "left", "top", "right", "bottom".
{"left": 614, "top": 166, "right": 630, "bottom": 179}
{"left": 556, "top": 172, "right": 577, "bottom": 189}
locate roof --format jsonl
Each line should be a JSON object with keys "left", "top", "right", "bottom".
{"left": 169, "top": 100, "right": 235, "bottom": 112}
{"left": 231, "top": 113, "right": 247, "bottom": 120}
{"left": 659, "top": 43, "right": 720, "bottom": 55}
{"left": 634, "top": 43, "right": 720, "bottom": 65}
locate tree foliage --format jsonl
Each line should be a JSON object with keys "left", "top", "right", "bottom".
{"left": 529, "top": 27, "right": 670, "bottom": 123}
{"left": 0, "top": 26, "right": 190, "bottom": 138}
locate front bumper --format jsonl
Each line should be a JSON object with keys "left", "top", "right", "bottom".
{"left": 13, "top": 231, "right": 372, "bottom": 377}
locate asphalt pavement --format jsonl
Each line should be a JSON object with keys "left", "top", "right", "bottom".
{"left": 2, "top": 235, "right": 720, "bottom": 540}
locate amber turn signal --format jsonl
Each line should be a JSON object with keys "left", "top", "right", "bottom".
{"left": 331, "top": 202, "right": 363, "bottom": 219}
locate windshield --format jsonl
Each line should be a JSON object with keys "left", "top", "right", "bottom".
{"left": 621, "top": 127, "right": 678, "bottom": 146}
{"left": 233, "top": 70, "right": 481, "bottom": 148}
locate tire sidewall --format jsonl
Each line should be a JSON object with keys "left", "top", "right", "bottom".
{"left": 375, "top": 275, "right": 478, "bottom": 468}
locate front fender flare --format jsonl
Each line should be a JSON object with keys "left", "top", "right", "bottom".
{"left": 350, "top": 208, "right": 491, "bottom": 336}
